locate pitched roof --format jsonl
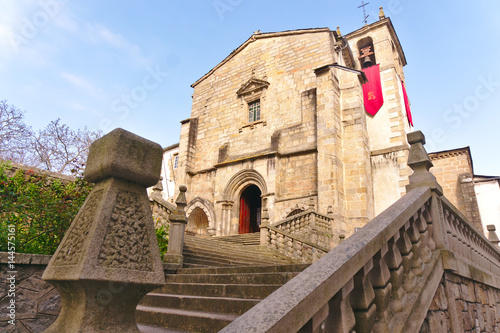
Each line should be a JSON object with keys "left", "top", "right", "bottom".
{"left": 190, "top": 28, "right": 332, "bottom": 88}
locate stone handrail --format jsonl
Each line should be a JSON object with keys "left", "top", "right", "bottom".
{"left": 440, "top": 196, "right": 500, "bottom": 276}
{"left": 260, "top": 209, "right": 335, "bottom": 261}
{"left": 222, "top": 186, "right": 436, "bottom": 332}
{"left": 266, "top": 225, "right": 329, "bottom": 263}
{"left": 272, "top": 209, "right": 333, "bottom": 234}
{"left": 221, "top": 130, "right": 500, "bottom": 332}
{"left": 149, "top": 177, "right": 176, "bottom": 227}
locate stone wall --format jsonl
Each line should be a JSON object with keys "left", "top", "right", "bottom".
{"left": 420, "top": 271, "right": 500, "bottom": 332}
{"left": 177, "top": 28, "right": 338, "bottom": 235}
{"left": 429, "top": 147, "right": 483, "bottom": 231}
{"left": 429, "top": 148, "right": 472, "bottom": 214}
{"left": 0, "top": 253, "right": 59, "bottom": 333}
{"left": 344, "top": 19, "right": 412, "bottom": 218}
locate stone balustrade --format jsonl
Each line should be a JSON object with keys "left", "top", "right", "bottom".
{"left": 149, "top": 177, "right": 176, "bottom": 227}
{"left": 440, "top": 196, "right": 500, "bottom": 277}
{"left": 266, "top": 226, "right": 329, "bottom": 263}
{"left": 220, "top": 131, "right": 500, "bottom": 332}
{"left": 261, "top": 209, "right": 335, "bottom": 262}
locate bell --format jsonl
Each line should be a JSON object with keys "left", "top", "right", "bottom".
{"left": 362, "top": 55, "right": 373, "bottom": 68}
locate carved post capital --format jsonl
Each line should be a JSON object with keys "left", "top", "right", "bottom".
{"left": 150, "top": 177, "right": 164, "bottom": 200}
{"left": 406, "top": 131, "right": 443, "bottom": 195}
{"left": 170, "top": 185, "right": 188, "bottom": 224}
{"left": 487, "top": 225, "right": 500, "bottom": 246}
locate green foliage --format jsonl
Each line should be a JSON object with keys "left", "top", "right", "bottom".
{"left": 0, "top": 161, "right": 171, "bottom": 257}
{"left": 0, "top": 162, "right": 92, "bottom": 255}
{"left": 155, "top": 222, "right": 170, "bottom": 259}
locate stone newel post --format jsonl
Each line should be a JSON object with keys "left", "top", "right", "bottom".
{"left": 42, "top": 128, "right": 165, "bottom": 333}
{"left": 163, "top": 185, "right": 188, "bottom": 266}
{"left": 406, "top": 131, "right": 443, "bottom": 195}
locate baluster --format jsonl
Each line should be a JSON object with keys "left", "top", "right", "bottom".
{"left": 385, "top": 233, "right": 406, "bottom": 313}
{"left": 350, "top": 259, "right": 376, "bottom": 333}
{"left": 278, "top": 233, "right": 285, "bottom": 254}
{"left": 449, "top": 214, "right": 460, "bottom": 255}
{"left": 414, "top": 210, "right": 432, "bottom": 264}
{"left": 270, "top": 231, "right": 277, "bottom": 250}
{"left": 464, "top": 228, "right": 473, "bottom": 263}
{"left": 407, "top": 216, "right": 424, "bottom": 277}
{"left": 455, "top": 222, "right": 465, "bottom": 258}
{"left": 371, "top": 244, "right": 393, "bottom": 332}
{"left": 422, "top": 203, "right": 436, "bottom": 250}
{"left": 325, "top": 278, "right": 356, "bottom": 333}
{"left": 287, "top": 237, "right": 293, "bottom": 258}
{"left": 397, "top": 223, "right": 416, "bottom": 292}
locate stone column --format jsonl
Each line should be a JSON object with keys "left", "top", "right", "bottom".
{"left": 260, "top": 200, "right": 270, "bottom": 246}
{"left": 42, "top": 128, "right": 165, "bottom": 333}
{"left": 163, "top": 185, "right": 188, "bottom": 267}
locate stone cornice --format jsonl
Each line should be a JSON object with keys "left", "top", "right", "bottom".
{"left": 429, "top": 146, "right": 473, "bottom": 174}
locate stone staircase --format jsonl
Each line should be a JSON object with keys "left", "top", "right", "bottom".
{"left": 136, "top": 234, "right": 308, "bottom": 332}
{"left": 182, "top": 234, "right": 292, "bottom": 267}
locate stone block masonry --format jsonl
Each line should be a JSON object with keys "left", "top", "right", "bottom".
{"left": 0, "top": 254, "right": 58, "bottom": 333}
{"left": 421, "top": 272, "right": 500, "bottom": 332}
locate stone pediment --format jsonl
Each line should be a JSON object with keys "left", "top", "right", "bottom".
{"left": 236, "top": 77, "right": 270, "bottom": 96}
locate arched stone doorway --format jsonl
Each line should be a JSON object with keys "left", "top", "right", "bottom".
{"left": 220, "top": 169, "right": 268, "bottom": 236}
{"left": 239, "top": 185, "right": 262, "bottom": 234}
{"left": 187, "top": 207, "right": 209, "bottom": 235}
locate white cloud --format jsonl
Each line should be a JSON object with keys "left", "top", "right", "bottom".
{"left": 85, "top": 23, "right": 150, "bottom": 67}
{"left": 60, "top": 72, "right": 103, "bottom": 99}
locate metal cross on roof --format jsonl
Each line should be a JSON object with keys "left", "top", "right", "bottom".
{"left": 358, "top": 0, "right": 370, "bottom": 25}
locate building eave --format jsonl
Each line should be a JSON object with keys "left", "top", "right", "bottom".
{"left": 163, "top": 143, "right": 179, "bottom": 152}
{"left": 429, "top": 146, "right": 474, "bottom": 175}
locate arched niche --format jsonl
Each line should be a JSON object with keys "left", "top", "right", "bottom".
{"left": 186, "top": 197, "right": 216, "bottom": 235}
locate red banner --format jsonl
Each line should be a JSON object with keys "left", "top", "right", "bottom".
{"left": 362, "top": 64, "right": 384, "bottom": 116}
{"left": 401, "top": 79, "right": 414, "bottom": 126}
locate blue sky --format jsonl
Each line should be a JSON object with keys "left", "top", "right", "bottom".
{"left": 1, "top": 0, "right": 499, "bottom": 175}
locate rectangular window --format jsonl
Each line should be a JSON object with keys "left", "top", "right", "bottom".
{"left": 248, "top": 100, "right": 260, "bottom": 122}
{"left": 173, "top": 154, "right": 178, "bottom": 169}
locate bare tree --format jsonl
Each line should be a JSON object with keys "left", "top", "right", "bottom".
{"left": 0, "top": 100, "right": 33, "bottom": 162}
{"left": 0, "top": 100, "right": 102, "bottom": 175}
{"left": 30, "top": 119, "right": 102, "bottom": 174}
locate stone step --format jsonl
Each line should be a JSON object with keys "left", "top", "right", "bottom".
{"left": 182, "top": 248, "right": 287, "bottom": 266}
{"left": 165, "top": 271, "right": 298, "bottom": 284}
{"left": 183, "top": 243, "right": 282, "bottom": 258}
{"left": 140, "top": 293, "right": 259, "bottom": 315}
{"left": 177, "top": 263, "right": 309, "bottom": 275}
{"left": 182, "top": 256, "right": 241, "bottom": 267}
{"left": 213, "top": 233, "right": 261, "bottom": 245}
{"left": 158, "top": 282, "right": 282, "bottom": 299}
{"left": 136, "top": 305, "right": 238, "bottom": 333}
{"left": 182, "top": 262, "right": 212, "bottom": 268}
{"left": 183, "top": 241, "right": 291, "bottom": 261}
{"left": 136, "top": 236, "right": 308, "bottom": 332}
{"left": 138, "top": 323, "right": 187, "bottom": 333}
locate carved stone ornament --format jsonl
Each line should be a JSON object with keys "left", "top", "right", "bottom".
{"left": 236, "top": 77, "right": 270, "bottom": 96}
{"left": 406, "top": 131, "right": 443, "bottom": 195}
{"left": 42, "top": 128, "right": 165, "bottom": 333}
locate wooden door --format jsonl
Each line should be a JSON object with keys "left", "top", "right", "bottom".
{"left": 239, "top": 194, "right": 251, "bottom": 234}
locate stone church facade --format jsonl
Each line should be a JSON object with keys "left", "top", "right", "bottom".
{"left": 176, "top": 16, "right": 414, "bottom": 237}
